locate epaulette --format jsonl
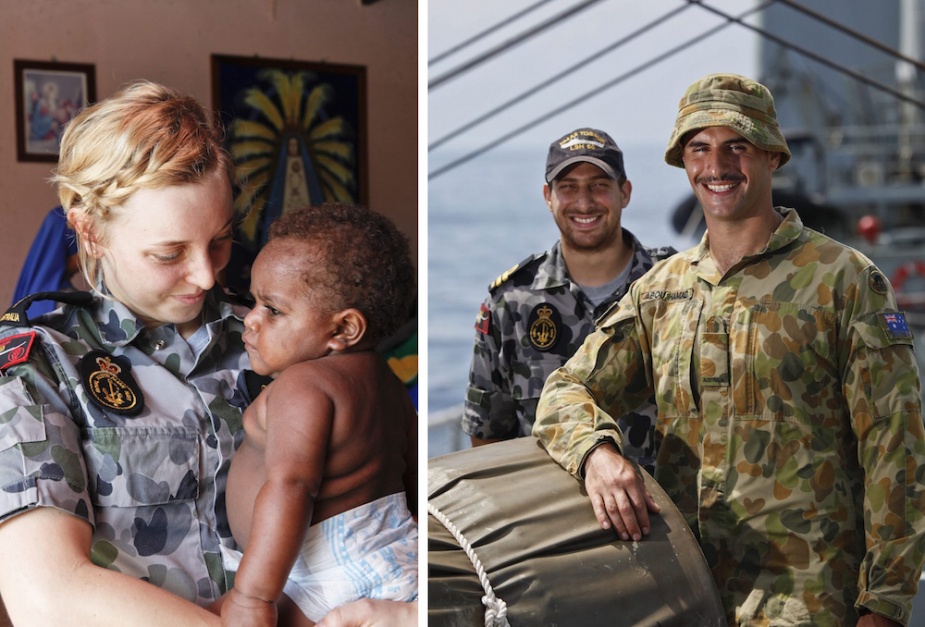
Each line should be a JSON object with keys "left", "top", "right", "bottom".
{"left": 488, "top": 252, "right": 545, "bottom": 293}
{"left": 1, "top": 291, "right": 95, "bottom": 328}
{"left": 594, "top": 300, "right": 622, "bottom": 327}
{"left": 645, "top": 245, "right": 678, "bottom": 262}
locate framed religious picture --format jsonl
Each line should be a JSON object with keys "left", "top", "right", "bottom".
{"left": 14, "top": 59, "right": 96, "bottom": 162}
{"left": 211, "top": 53, "right": 368, "bottom": 294}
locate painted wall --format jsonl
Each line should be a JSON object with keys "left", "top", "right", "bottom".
{"left": 0, "top": 0, "right": 418, "bottom": 306}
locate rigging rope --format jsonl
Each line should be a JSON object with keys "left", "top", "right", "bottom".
{"left": 428, "top": 502, "right": 511, "bottom": 627}
{"left": 694, "top": 0, "right": 925, "bottom": 110}
{"left": 429, "top": 2, "right": 693, "bottom": 151}
{"left": 429, "top": 0, "right": 558, "bottom": 67}
{"left": 429, "top": 0, "right": 609, "bottom": 90}
{"left": 428, "top": 1, "right": 772, "bottom": 179}
{"left": 776, "top": 0, "right": 925, "bottom": 74}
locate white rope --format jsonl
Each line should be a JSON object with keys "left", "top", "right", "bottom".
{"left": 428, "top": 501, "right": 511, "bottom": 627}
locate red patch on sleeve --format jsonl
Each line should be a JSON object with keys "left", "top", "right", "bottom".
{"left": 0, "top": 332, "right": 36, "bottom": 370}
{"left": 475, "top": 304, "right": 491, "bottom": 335}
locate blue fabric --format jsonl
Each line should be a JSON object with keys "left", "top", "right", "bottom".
{"left": 13, "top": 207, "right": 79, "bottom": 316}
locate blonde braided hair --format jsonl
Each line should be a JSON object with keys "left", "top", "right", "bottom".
{"left": 52, "top": 80, "right": 233, "bottom": 291}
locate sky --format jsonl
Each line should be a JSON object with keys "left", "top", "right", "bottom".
{"left": 427, "top": 0, "right": 763, "bottom": 175}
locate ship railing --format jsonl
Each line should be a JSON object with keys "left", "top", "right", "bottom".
{"left": 428, "top": 403, "right": 469, "bottom": 457}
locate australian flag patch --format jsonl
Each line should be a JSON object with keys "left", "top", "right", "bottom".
{"left": 879, "top": 312, "right": 913, "bottom": 340}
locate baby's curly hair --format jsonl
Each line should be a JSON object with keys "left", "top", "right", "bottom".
{"left": 268, "top": 203, "right": 415, "bottom": 345}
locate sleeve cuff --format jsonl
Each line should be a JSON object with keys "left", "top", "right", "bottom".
{"left": 575, "top": 431, "right": 622, "bottom": 479}
{"left": 856, "top": 590, "right": 910, "bottom": 625}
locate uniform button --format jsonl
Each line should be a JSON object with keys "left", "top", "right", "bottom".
{"left": 154, "top": 340, "right": 167, "bottom": 350}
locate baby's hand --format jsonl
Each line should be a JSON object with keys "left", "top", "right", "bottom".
{"left": 315, "top": 599, "right": 417, "bottom": 626}
{"left": 220, "top": 588, "right": 277, "bottom": 627}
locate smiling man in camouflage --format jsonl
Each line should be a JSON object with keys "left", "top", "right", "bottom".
{"left": 534, "top": 74, "right": 925, "bottom": 626}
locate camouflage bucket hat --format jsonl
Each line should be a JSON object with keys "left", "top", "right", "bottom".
{"left": 664, "top": 73, "right": 790, "bottom": 169}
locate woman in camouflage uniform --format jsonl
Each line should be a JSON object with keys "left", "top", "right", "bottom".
{"left": 0, "top": 81, "right": 303, "bottom": 625}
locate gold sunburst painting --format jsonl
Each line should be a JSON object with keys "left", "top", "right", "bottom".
{"left": 211, "top": 54, "right": 367, "bottom": 293}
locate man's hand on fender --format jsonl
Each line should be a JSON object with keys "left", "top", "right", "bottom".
{"left": 583, "top": 443, "right": 660, "bottom": 540}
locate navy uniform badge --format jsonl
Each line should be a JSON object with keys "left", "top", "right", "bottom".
{"left": 0, "top": 332, "right": 37, "bottom": 370}
{"left": 78, "top": 350, "right": 145, "bottom": 416}
{"left": 528, "top": 303, "right": 560, "bottom": 351}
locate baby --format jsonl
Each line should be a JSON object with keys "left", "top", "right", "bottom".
{"left": 219, "top": 203, "right": 418, "bottom": 626}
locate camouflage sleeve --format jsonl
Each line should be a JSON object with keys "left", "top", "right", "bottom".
{"left": 0, "top": 353, "right": 92, "bottom": 525}
{"left": 842, "top": 266, "right": 925, "bottom": 621}
{"left": 462, "top": 297, "right": 517, "bottom": 439}
{"left": 533, "top": 299, "right": 651, "bottom": 478}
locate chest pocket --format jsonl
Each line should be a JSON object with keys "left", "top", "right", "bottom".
{"left": 513, "top": 350, "right": 571, "bottom": 402}
{"left": 742, "top": 302, "right": 837, "bottom": 420}
{"left": 645, "top": 297, "right": 701, "bottom": 417}
{"left": 0, "top": 376, "right": 45, "bottom": 452}
{"left": 82, "top": 426, "right": 200, "bottom": 507}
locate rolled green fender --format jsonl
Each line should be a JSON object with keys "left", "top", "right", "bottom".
{"left": 428, "top": 437, "right": 726, "bottom": 627}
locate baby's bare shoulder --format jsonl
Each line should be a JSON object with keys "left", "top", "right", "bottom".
{"left": 271, "top": 353, "right": 383, "bottom": 399}
{"left": 274, "top": 354, "right": 356, "bottom": 381}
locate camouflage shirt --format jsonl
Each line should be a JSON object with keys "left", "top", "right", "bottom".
{"left": 0, "top": 288, "right": 250, "bottom": 606}
{"left": 534, "top": 208, "right": 925, "bottom": 626}
{"left": 464, "top": 231, "right": 674, "bottom": 457}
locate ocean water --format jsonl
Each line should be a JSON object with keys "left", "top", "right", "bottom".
{"left": 427, "top": 142, "right": 696, "bottom": 456}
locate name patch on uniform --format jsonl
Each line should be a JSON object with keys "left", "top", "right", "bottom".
{"left": 475, "top": 303, "right": 491, "bottom": 335}
{"left": 879, "top": 312, "right": 913, "bottom": 340}
{"left": 528, "top": 303, "right": 560, "bottom": 351}
{"left": 78, "top": 350, "right": 145, "bottom": 416}
{"left": 0, "top": 332, "right": 36, "bottom": 370}
{"left": 641, "top": 289, "right": 693, "bottom": 304}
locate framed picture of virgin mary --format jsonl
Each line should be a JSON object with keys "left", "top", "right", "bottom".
{"left": 210, "top": 54, "right": 368, "bottom": 293}
{"left": 14, "top": 59, "right": 96, "bottom": 162}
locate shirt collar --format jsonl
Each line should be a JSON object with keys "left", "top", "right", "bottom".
{"left": 532, "top": 229, "right": 650, "bottom": 290}
{"left": 93, "top": 287, "right": 240, "bottom": 347}
{"left": 689, "top": 207, "right": 802, "bottom": 267}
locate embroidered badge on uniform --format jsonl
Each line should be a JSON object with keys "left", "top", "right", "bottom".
{"left": 879, "top": 312, "right": 913, "bottom": 340}
{"left": 869, "top": 270, "right": 889, "bottom": 295}
{"left": 78, "top": 350, "right": 145, "bottom": 416}
{"left": 0, "top": 332, "right": 36, "bottom": 370}
{"left": 475, "top": 303, "right": 491, "bottom": 335}
{"left": 528, "top": 303, "right": 561, "bottom": 351}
